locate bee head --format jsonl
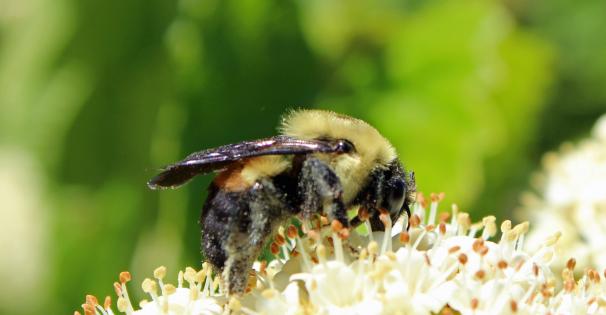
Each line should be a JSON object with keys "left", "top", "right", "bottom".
{"left": 280, "top": 109, "right": 397, "bottom": 203}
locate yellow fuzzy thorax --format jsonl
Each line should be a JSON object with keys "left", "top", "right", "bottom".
{"left": 280, "top": 109, "right": 397, "bottom": 202}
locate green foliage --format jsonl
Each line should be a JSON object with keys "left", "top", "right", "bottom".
{"left": 297, "top": 0, "right": 553, "bottom": 215}
{"left": 0, "top": 0, "right": 604, "bottom": 314}
{"left": 525, "top": 0, "right": 606, "bottom": 149}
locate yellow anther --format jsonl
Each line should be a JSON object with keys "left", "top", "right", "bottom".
{"left": 184, "top": 267, "right": 196, "bottom": 283}
{"left": 195, "top": 270, "right": 206, "bottom": 283}
{"left": 457, "top": 213, "right": 471, "bottom": 232}
{"left": 513, "top": 221, "right": 529, "bottom": 235}
{"left": 164, "top": 284, "right": 177, "bottom": 295}
{"left": 501, "top": 220, "right": 512, "bottom": 233}
{"left": 142, "top": 278, "right": 158, "bottom": 295}
{"left": 544, "top": 231, "right": 562, "bottom": 247}
{"left": 368, "top": 241, "right": 379, "bottom": 256}
{"left": 154, "top": 266, "right": 167, "bottom": 280}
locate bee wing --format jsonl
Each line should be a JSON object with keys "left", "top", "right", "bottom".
{"left": 148, "top": 135, "right": 350, "bottom": 189}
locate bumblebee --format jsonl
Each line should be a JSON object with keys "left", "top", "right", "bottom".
{"left": 148, "top": 109, "right": 415, "bottom": 294}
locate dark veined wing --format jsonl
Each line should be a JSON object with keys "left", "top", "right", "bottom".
{"left": 148, "top": 135, "right": 353, "bottom": 189}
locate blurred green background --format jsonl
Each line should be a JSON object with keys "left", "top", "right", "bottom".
{"left": 1, "top": 0, "right": 605, "bottom": 313}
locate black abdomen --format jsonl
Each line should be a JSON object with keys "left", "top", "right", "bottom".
{"left": 200, "top": 185, "right": 251, "bottom": 270}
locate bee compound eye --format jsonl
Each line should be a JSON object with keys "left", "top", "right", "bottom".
{"left": 391, "top": 180, "right": 405, "bottom": 199}
{"left": 336, "top": 139, "right": 355, "bottom": 153}
{"left": 388, "top": 179, "right": 406, "bottom": 214}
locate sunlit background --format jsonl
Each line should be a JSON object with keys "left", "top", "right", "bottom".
{"left": 1, "top": 0, "right": 605, "bottom": 313}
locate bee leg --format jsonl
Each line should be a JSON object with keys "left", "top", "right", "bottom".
{"left": 222, "top": 180, "right": 289, "bottom": 295}
{"left": 348, "top": 169, "right": 382, "bottom": 229}
{"left": 349, "top": 210, "right": 366, "bottom": 229}
{"left": 298, "top": 157, "right": 349, "bottom": 228}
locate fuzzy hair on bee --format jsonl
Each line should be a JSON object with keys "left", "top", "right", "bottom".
{"left": 148, "top": 109, "right": 415, "bottom": 295}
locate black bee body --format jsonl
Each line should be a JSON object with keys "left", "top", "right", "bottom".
{"left": 148, "top": 110, "right": 415, "bottom": 295}
{"left": 200, "top": 177, "right": 292, "bottom": 293}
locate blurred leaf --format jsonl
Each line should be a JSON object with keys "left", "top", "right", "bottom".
{"left": 299, "top": 0, "right": 553, "bottom": 215}
{"left": 525, "top": 0, "right": 606, "bottom": 150}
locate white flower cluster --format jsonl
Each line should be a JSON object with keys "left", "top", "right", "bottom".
{"left": 80, "top": 194, "right": 606, "bottom": 315}
{"left": 519, "top": 114, "right": 606, "bottom": 272}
